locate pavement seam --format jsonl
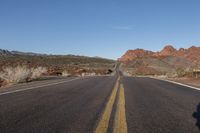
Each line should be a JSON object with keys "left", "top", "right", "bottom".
{"left": 0, "top": 77, "right": 82, "bottom": 96}
{"left": 95, "top": 77, "right": 120, "bottom": 133}
{"left": 113, "top": 83, "right": 128, "bottom": 133}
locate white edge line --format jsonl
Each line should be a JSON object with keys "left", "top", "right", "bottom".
{"left": 0, "top": 77, "right": 82, "bottom": 96}
{"left": 149, "top": 77, "right": 200, "bottom": 91}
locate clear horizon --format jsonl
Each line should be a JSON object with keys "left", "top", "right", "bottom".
{"left": 0, "top": 0, "right": 200, "bottom": 59}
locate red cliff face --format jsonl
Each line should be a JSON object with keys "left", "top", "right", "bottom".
{"left": 119, "top": 45, "right": 200, "bottom": 64}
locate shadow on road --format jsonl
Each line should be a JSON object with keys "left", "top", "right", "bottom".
{"left": 193, "top": 103, "right": 200, "bottom": 130}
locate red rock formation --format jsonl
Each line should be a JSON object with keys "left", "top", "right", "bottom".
{"left": 118, "top": 49, "right": 153, "bottom": 61}
{"left": 119, "top": 45, "right": 200, "bottom": 64}
{"left": 186, "top": 46, "right": 200, "bottom": 64}
{"left": 159, "top": 45, "right": 177, "bottom": 56}
{"left": 177, "top": 48, "right": 186, "bottom": 57}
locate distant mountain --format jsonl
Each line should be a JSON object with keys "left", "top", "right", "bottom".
{"left": 11, "top": 51, "right": 45, "bottom": 56}
{"left": 0, "top": 49, "right": 13, "bottom": 56}
{"left": 0, "top": 49, "right": 114, "bottom": 62}
{"left": 0, "top": 49, "right": 46, "bottom": 56}
{"left": 119, "top": 45, "right": 200, "bottom": 75}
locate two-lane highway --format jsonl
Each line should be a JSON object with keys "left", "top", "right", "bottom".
{"left": 0, "top": 75, "right": 200, "bottom": 133}
{"left": 0, "top": 76, "right": 117, "bottom": 133}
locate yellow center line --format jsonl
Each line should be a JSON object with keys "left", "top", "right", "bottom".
{"left": 113, "top": 83, "right": 128, "bottom": 133}
{"left": 95, "top": 77, "right": 120, "bottom": 133}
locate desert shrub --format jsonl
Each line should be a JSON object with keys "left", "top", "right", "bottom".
{"left": 0, "top": 78, "right": 4, "bottom": 87}
{"left": 166, "top": 72, "right": 178, "bottom": 78}
{"left": 31, "top": 67, "right": 47, "bottom": 79}
{"left": 62, "top": 70, "right": 71, "bottom": 77}
{"left": 176, "top": 68, "right": 186, "bottom": 77}
{"left": 0, "top": 65, "right": 31, "bottom": 84}
{"left": 0, "top": 65, "right": 47, "bottom": 86}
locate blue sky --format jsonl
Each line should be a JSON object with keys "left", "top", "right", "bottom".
{"left": 0, "top": 0, "right": 200, "bottom": 59}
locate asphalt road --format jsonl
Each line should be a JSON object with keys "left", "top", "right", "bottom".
{"left": 0, "top": 76, "right": 117, "bottom": 133}
{"left": 123, "top": 77, "right": 200, "bottom": 133}
{"left": 0, "top": 75, "right": 200, "bottom": 133}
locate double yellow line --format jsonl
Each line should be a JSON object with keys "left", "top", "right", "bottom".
{"left": 113, "top": 84, "right": 127, "bottom": 133}
{"left": 95, "top": 76, "right": 127, "bottom": 133}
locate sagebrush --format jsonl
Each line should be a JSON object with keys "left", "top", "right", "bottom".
{"left": 0, "top": 65, "right": 47, "bottom": 85}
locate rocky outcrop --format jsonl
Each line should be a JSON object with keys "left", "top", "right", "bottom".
{"left": 158, "top": 45, "right": 177, "bottom": 56}
{"left": 118, "top": 49, "right": 153, "bottom": 61}
{"left": 119, "top": 45, "right": 200, "bottom": 64}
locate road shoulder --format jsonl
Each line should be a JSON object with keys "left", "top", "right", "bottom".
{"left": 149, "top": 77, "right": 200, "bottom": 91}
{"left": 0, "top": 77, "right": 81, "bottom": 96}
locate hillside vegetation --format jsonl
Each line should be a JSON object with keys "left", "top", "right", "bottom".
{"left": 0, "top": 50, "right": 116, "bottom": 87}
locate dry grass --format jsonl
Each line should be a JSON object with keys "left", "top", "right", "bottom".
{"left": 0, "top": 65, "right": 31, "bottom": 84}
{"left": 62, "top": 70, "right": 71, "bottom": 77}
{"left": 31, "top": 67, "right": 47, "bottom": 79}
{"left": 0, "top": 65, "right": 47, "bottom": 86}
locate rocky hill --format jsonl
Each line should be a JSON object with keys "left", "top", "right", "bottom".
{"left": 119, "top": 45, "right": 200, "bottom": 63}
{"left": 119, "top": 49, "right": 153, "bottom": 61}
{"left": 119, "top": 45, "right": 200, "bottom": 76}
